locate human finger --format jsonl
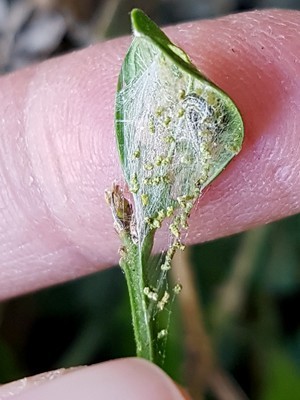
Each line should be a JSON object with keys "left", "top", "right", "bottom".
{"left": 0, "top": 358, "right": 188, "bottom": 400}
{"left": 0, "top": 10, "right": 299, "bottom": 299}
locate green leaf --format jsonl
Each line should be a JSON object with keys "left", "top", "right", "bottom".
{"left": 115, "top": 8, "right": 244, "bottom": 244}
{"left": 112, "top": 8, "right": 244, "bottom": 366}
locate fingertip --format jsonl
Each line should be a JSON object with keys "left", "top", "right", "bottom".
{"left": 3, "top": 359, "right": 185, "bottom": 400}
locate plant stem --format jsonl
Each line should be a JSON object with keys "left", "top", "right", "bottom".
{"left": 212, "top": 226, "right": 269, "bottom": 336}
{"left": 172, "top": 247, "right": 249, "bottom": 400}
{"left": 119, "top": 231, "right": 155, "bottom": 362}
{"left": 172, "top": 248, "right": 213, "bottom": 399}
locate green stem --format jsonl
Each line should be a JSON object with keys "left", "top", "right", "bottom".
{"left": 119, "top": 231, "right": 155, "bottom": 361}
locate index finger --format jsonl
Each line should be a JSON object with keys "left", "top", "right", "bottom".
{"left": 0, "top": 9, "right": 299, "bottom": 299}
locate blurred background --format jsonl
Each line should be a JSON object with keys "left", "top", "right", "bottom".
{"left": 0, "top": 1, "right": 300, "bottom": 399}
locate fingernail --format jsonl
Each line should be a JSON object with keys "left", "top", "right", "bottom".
{"left": 177, "top": 385, "right": 192, "bottom": 400}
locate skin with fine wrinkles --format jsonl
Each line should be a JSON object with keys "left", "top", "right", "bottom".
{"left": 0, "top": 10, "right": 299, "bottom": 300}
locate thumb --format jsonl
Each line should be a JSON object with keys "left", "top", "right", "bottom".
{"left": 0, "top": 359, "right": 188, "bottom": 400}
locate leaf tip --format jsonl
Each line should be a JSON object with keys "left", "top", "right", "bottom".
{"left": 130, "top": 8, "right": 148, "bottom": 37}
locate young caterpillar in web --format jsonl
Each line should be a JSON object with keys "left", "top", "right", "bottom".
{"left": 110, "top": 8, "right": 244, "bottom": 364}
{"left": 115, "top": 40, "right": 242, "bottom": 357}
{"left": 116, "top": 39, "right": 240, "bottom": 251}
